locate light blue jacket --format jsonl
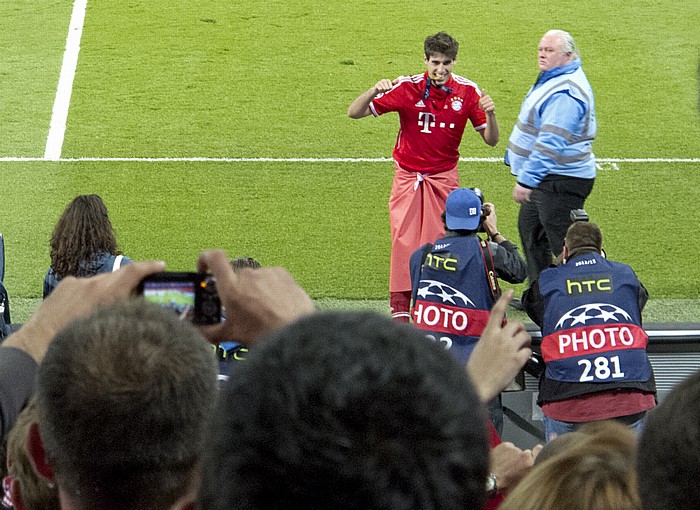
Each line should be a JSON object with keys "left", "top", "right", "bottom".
{"left": 505, "top": 59, "right": 597, "bottom": 188}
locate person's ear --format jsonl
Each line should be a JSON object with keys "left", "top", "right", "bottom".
{"left": 10, "top": 477, "right": 25, "bottom": 510}
{"left": 562, "top": 244, "right": 569, "bottom": 264}
{"left": 27, "top": 423, "right": 55, "bottom": 482}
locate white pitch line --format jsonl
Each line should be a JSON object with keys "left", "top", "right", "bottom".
{"left": 1, "top": 157, "right": 699, "bottom": 163}
{"left": 43, "top": 0, "right": 88, "bottom": 161}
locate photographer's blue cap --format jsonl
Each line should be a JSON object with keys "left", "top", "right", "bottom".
{"left": 445, "top": 188, "right": 482, "bottom": 231}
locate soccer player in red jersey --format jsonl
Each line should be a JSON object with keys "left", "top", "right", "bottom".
{"left": 348, "top": 32, "right": 500, "bottom": 322}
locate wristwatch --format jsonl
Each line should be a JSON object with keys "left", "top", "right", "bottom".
{"left": 486, "top": 473, "right": 498, "bottom": 498}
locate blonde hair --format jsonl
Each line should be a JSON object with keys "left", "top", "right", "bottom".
{"left": 500, "top": 421, "right": 641, "bottom": 510}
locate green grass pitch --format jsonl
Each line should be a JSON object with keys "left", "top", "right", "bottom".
{"left": 1, "top": 0, "right": 698, "bottom": 323}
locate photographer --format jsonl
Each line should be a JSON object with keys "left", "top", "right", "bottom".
{"left": 522, "top": 221, "right": 655, "bottom": 442}
{"left": 409, "top": 187, "right": 526, "bottom": 434}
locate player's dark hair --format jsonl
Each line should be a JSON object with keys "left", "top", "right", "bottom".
{"left": 36, "top": 299, "right": 218, "bottom": 510}
{"left": 424, "top": 32, "right": 459, "bottom": 60}
{"left": 200, "top": 311, "right": 490, "bottom": 510}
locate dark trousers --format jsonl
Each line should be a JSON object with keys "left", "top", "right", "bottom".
{"left": 518, "top": 175, "right": 595, "bottom": 285}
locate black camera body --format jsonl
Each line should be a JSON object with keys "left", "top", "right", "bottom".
{"left": 469, "top": 187, "right": 492, "bottom": 232}
{"left": 570, "top": 209, "right": 589, "bottom": 223}
{"left": 138, "top": 272, "right": 221, "bottom": 325}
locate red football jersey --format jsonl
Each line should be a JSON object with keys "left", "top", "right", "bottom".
{"left": 370, "top": 72, "right": 487, "bottom": 173}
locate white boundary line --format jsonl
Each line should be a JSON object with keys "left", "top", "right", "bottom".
{"left": 44, "top": 0, "right": 88, "bottom": 161}
{"left": 0, "top": 157, "right": 699, "bottom": 163}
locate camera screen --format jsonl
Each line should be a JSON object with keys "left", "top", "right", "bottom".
{"left": 142, "top": 280, "right": 196, "bottom": 321}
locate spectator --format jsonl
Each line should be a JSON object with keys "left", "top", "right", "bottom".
{"left": 348, "top": 32, "right": 499, "bottom": 322}
{"left": 27, "top": 299, "right": 219, "bottom": 510}
{"left": 522, "top": 221, "right": 656, "bottom": 441}
{"left": 43, "top": 194, "right": 132, "bottom": 298}
{"left": 637, "top": 370, "right": 700, "bottom": 510}
{"left": 3, "top": 397, "right": 59, "bottom": 510}
{"left": 506, "top": 29, "right": 597, "bottom": 286}
{"left": 199, "top": 310, "right": 492, "bottom": 510}
{"left": 500, "top": 421, "right": 641, "bottom": 510}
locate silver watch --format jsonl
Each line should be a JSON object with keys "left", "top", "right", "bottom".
{"left": 485, "top": 473, "right": 498, "bottom": 497}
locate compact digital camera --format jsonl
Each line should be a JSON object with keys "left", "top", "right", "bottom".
{"left": 138, "top": 272, "right": 221, "bottom": 325}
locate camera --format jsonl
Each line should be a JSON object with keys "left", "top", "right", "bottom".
{"left": 470, "top": 187, "right": 492, "bottom": 232}
{"left": 524, "top": 352, "right": 546, "bottom": 379}
{"left": 570, "top": 209, "right": 589, "bottom": 223}
{"left": 138, "top": 272, "right": 221, "bottom": 325}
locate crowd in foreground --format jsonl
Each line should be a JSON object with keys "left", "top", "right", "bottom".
{"left": 0, "top": 245, "right": 696, "bottom": 510}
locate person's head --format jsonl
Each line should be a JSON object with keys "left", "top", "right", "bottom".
{"left": 534, "top": 430, "right": 585, "bottom": 466}
{"left": 199, "top": 311, "right": 490, "bottom": 510}
{"left": 500, "top": 421, "right": 641, "bottom": 510}
{"left": 29, "top": 299, "right": 218, "bottom": 510}
{"left": 229, "top": 257, "right": 261, "bottom": 272}
{"left": 50, "top": 194, "right": 120, "bottom": 278}
{"left": 637, "top": 371, "right": 700, "bottom": 510}
{"left": 424, "top": 32, "right": 458, "bottom": 86}
{"left": 442, "top": 187, "right": 484, "bottom": 234}
{"left": 563, "top": 221, "right": 603, "bottom": 262}
{"left": 6, "top": 397, "right": 60, "bottom": 510}
{"left": 538, "top": 29, "right": 578, "bottom": 72}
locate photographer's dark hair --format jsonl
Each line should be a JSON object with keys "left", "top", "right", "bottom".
{"left": 49, "top": 194, "right": 121, "bottom": 279}
{"left": 200, "top": 311, "right": 489, "bottom": 510}
{"left": 564, "top": 222, "right": 603, "bottom": 259}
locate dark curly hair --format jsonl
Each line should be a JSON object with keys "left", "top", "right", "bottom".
{"left": 49, "top": 195, "right": 121, "bottom": 278}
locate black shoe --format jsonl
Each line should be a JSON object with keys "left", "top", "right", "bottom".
{"left": 509, "top": 297, "right": 524, "bottom": 311}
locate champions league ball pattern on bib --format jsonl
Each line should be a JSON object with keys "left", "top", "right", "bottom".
{"left": 415, "top": 279, "right": 475, "bottom": 307}
{"left": 555, "top": 303, "right": 632, "bottom": 329}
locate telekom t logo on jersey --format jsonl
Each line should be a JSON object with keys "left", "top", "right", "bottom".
{"left": 418, "top": 112, "right": 436, "bottom": 133}
{"left": 418, "top": 112, "right": 456, "bottom": 133}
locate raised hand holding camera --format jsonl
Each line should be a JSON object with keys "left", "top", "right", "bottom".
{"left": 195, "top": 250, "right": 316, "bottom": 346}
